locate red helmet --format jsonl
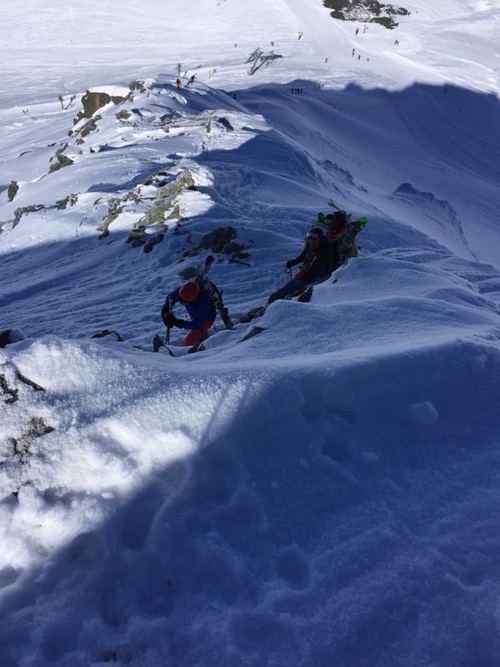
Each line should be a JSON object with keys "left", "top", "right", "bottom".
{"left": 179, "top": 281, "right": 200, "bottom": 302}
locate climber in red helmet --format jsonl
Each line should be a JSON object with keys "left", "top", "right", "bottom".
{"left": 161, "top": 280, "right": 216, "bottom": 346}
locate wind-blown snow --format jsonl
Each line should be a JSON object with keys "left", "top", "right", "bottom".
{"left": 1, "top": 0, "right": 500, "bottom": 665}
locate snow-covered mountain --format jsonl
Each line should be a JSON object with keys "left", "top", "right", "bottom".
{"left": 1, "top": 1, "right": 500, "bottom": 665}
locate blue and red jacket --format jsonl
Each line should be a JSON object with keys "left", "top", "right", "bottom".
{"left": 163, "top": 288, "right": 216, "bottom": 330}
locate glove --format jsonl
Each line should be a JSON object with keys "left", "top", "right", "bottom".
{"left": 285, "top": 259, "right": 295, "bottom": 269}
{"left": 172, "top": 317, "right": 185, "bottom": 329}
{"left": 162, "top": 310, "right": 175, "bottom": 327}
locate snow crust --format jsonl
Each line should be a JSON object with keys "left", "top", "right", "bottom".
{"left": 1, "top": 0, "right": 500, "bottom": 665}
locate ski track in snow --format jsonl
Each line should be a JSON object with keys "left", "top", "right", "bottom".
{"left": 1, "top": 1, "right": 500, "bottom": 665}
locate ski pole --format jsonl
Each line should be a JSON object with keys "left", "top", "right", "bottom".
{"left": 165, "top": 296, "right": 174, "bottom": 344}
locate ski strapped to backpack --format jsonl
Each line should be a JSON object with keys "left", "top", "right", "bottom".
{"left": 195, "top": 254, "right": 234, "bottom": 330}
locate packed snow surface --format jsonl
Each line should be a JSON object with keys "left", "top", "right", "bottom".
{"left": 1, "top": 1, "right": 500, "bottom": 665}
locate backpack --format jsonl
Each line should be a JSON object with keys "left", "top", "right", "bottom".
{"left": 194, "top": 262, "right": 234, "bottom": 329}
{"left": 317, "top": 210, "right": 367, "bottom": 265}
{"left": 338, "top": 216, "right": 367, "bottom": 263}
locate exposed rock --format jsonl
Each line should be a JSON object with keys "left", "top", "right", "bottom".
{"left": 56, "top": 193, "right": 78, "bottom": 209}
{"left": 182, "top": 227, "right": 251, "bottom": 262}
{"left": 173, "top": 223, "right": 188, "bottom": 236}
{"left": 123, "top": 190, "right": 142, "bottom": 204}
{"left": 91, "top": 329, "right": 125, "bottom": 342}
{"left": 15, "top": 371, "right": 44, "bottom": 392}
{"left": 157, "top": 170, "right": 195, "bottom": 200}
{"left": 97, "top": 198, "right": 125, "bottom": 236}
{"left": 12, "top": 417, "right": 54, "bottom": 464}
{"left": 81, "top": 90, "right": 128, "bottom": 120}
{"left": 143, "top": 232, "right": 166, "bottom": 253}
{"left": 129, "top": 80, "right": 147, "bottom": 94}
{"left": 72, "top": 115, "right": 101, "bottom": 140}
{"left": 7, "top": 181, "right": 19, "bottom": 202}
{"left": 49, "top": 153, "right": 74, "bottom": 173}
{"left": 166, "top": 204, "right": 181, "bottom": 220}
{"left": 228, "top": 257, "right": 252, "bottom": 266}
{"left": 144, "top": 168, "right": 171, "bottom": 187}
{"left": 0, "top": 374, "right": 18, "bottom": 404}
{"left": 12, "top": 204, "right": 45, "bottom": 227}
{"left": 71, "top": 88, "right": 129, "bottom": 128}
{"left": 199, "top": 227, "right": 236, "bottom": 253}
{"left": 135, "top": 171, "right": 194, "bottom": 227}
{"left": 115, "top": 109, "right": 131, "bottom": 121}
{"left": 0, "top": 330, "right": 12, "bottom": 349}
{"left": 126, "top": 226, "right": 148, "bottom": 244}
{"left": 323, "top": 0, "right": 410, "bottom": 28}
{"left": 222, "top": 240, "right": 244, "bottom": 255}
{"left": 217, "top": 117, "right": 234, "bottom": 131}
{"left": 0, "top": 329, "right": 25, "bottom": 348}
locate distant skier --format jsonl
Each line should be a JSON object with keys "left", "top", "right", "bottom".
{"left": 268, "top": 227, "right": 331, "bottom": 303}
{"left": 161, "top": 281, "right": 216, "bottom": 346}
{"left": 175, "top": 78, "right": 182, "bottom": 89}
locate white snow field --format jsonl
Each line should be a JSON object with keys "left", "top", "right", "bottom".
{"left": 1, "top": 0, "right": 500, "bottom": 665}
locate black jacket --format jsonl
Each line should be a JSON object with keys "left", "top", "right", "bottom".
{"left": 289, "top": 239, "right": 332, "bottom": 281}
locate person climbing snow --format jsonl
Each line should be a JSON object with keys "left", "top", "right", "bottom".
{"left": 318, "top": 208, "right": 366, "bottom": 269}
{"left": 161, "top": 280, "right": 216, "bottom": 346}
{"left": 238, "top": 207, "right": 367, "bottom": 324}
{"left": 267, "top": 227, "right": 331, "bottom": 304}
{"left": 322, "top": 211, "right": 350, "bottom": 272}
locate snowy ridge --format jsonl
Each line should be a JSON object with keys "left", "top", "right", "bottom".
{"left": 2, "top": 332, "right": 500, "bottom": 665}
{"left": 1, "top": 0, "right": 500, "bottom": 664}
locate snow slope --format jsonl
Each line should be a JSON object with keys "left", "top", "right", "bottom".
{"left": 1, "top": 1, "right": 500, "bottom": 665}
